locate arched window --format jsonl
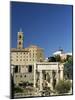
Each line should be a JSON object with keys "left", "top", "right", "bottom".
{"left": 19, "top": 41, "right": 21, "bottom": 45}
{"left": 19, "top": 35, "right": 21, "bottom": 39}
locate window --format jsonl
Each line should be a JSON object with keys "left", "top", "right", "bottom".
{"left": 19, "top": 41, "right": 21, "bottom": 45}
{"left": 19, "top": 35, "right": 21, "bottom": 39}
{"left": 20, "top": 75, "right": 22, "bottom": 77}
{"left": 28, "top": 65, "right": 32, "bottom": 73}
{"left": 29, "top": 53, "right": 31, "bottom": 58}
{"left": 40, "top": 53, "right": 42, "bottom": 56}
{"left": 16, "top": 56, "right": 18, "bottom": 58}
{"left": 14, "top": 65, "right": 18, "bottom": 73}
{"left": 33, "top": 53, "right": 34, "bottom": 57}
{"left": 16, "top": 59, "right": 18, "bottom": 61}
{"left": 24, "top": 75, "right": 26, "bottom": 77}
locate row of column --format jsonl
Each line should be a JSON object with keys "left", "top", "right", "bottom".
{"left": 34, "top": 69, "right": 63, "bottom": 91}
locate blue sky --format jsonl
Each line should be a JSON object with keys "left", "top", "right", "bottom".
{"left": 11, "top": 2, "right": 73, "bottom": 57}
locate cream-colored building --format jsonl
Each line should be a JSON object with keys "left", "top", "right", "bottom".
{"left": 11, "top": 30, "right": 64, "bottom": 91}
{"left": 11, "top": 30, "right": 44, "bottom": 85}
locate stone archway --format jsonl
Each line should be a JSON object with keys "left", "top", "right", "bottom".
{"left": 34, "top": 62, "right": 64, "bottom": 91}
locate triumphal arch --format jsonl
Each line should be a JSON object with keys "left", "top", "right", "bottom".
{"left": 34, "top": 62, "right": 64, "bottom": 91}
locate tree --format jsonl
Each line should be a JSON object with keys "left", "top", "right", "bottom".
{"left": 64, "top": 57, "right": 73, "bottom": 79}
{"left": 66, "top": 55, "right": 72, "bottom": 61}
{"left": 55, "top": 55, "right": 61, "bottom": 62}
{"left": 48, "top": 56, "right": 56, "bottom": 62}
{"left": 14, "top": 86, "right": 23, "bottom": 93}
{"left": 55, "top": 80, "right": 71, "bottom": 94}
{"left": 48, "top": 55, "right": 61, "bottom": 62}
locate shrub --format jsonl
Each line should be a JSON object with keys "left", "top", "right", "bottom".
{"left": 14, "top": 86, "right": 23, "bottom": 93}
{"left": 55, "top": 80, "right": 71, "bottom": 94}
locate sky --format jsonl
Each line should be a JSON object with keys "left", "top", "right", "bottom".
{"left": 10, "top": 2, "right": 73, "bottom": 57}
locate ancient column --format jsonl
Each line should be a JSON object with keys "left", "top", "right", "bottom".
{"left": 60, "top": 70, "right": 63, "bottom": 80}
{"left": 50, "top": 70, "right": 53, "bottom": 90}
{"left": 39, "top": 70, "right": 43, "bottom": 91}
{"left": 60, "top": 64, "right": 64, "bottom": 80}
{"left": 56, "top": 70, "right": 59, "bottom": 84}
{"left": 34, "top": 63, "right": 36, "bottom": 88}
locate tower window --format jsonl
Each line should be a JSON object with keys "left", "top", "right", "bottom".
{"left": 19, "top": 42, "right": 21, "bottom": 45}
{"left": 28, "top": 65, "right": 32, "bottom": 73}
{"left": 19, "top": 35, "right": 21, "bottom": 39}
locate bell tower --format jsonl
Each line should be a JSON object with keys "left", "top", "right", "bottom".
{"left": 17, "top": 28, "right": 24, "bottom": 49}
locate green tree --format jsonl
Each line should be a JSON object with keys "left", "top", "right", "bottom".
{"left": 64, "top": 57, "right": 73, "bottom": 79}
{"left": 55, "top": 55, "right": 61, "bottom": 62}
{"left": 55, "top": 80, "right": 71, "bottom": 94}
{"left": 14, "top": 86, "right": 23, "bottom": 93}
{"left": 48, "top": 56, "right": 56, "bottom": 62}
{"left": 48, "top": 55, "right": 62, "bottom": 62}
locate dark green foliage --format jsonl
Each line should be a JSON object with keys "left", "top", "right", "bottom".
{"left": 64, "top": 57, "right": 73, "bottom": 79}
{"left": 14, "top": 86, "right": 23, "bottom": 93}
{"left": 48, "top": 54, "right": 73, "bottom": 80}
{"left": 55, "top": 80, "right": 71, "bottom": 94}
{"left": 19, "top": 81, "right": 33, "bottom": 88}
{"left": 48, "top": 56, "right": 56, "bottom": 62}
{"left": 48, "top": 55, "right": 62, "bottom": 62}
{"left": 55, "top": 55, "right": 61, "bottom": 62}
{"left": 42, "top": 87, "right": 51, "bottom": 96}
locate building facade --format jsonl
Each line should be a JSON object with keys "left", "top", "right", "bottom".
{"left": 11, "top": 30, "right": 64, "bottom": 92}
{"left": 11, "top": 30, "right": 44, "bottom": 85}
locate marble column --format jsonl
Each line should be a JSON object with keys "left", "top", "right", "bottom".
{"left": 59, "top": 64, "right": 64, "bottom": 80}
{"left": 50, "top": 70, "right": 53, "bottom": 90}
{"left": 34, "top": 64, "right": 36, "bottom": 88}
{"left": 60, "top": 70, "right": 63, "bottom": 80}
{"left": 56, "top": 70, "right": 59, "bottom": 84}
{"left": 39, "top": 70, "right": 43, "bottom": 91}
{"left": 34, "top": 63, "right": 36, "bottom": 88}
